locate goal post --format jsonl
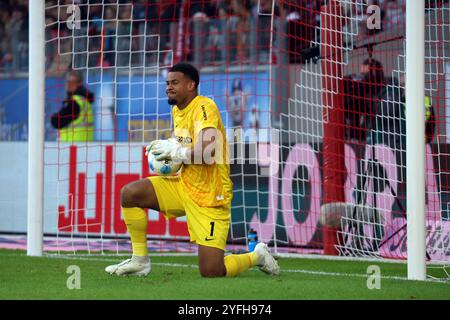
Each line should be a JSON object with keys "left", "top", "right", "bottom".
{"left": 27, "top": 0, "right": 45, "bottom": 257}
{"left": 405, "top": 0, "right": 426, "bottom": 281}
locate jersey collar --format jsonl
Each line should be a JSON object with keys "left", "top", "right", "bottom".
{"left": 175, "top": 95, "right": 200, "bottom": 114}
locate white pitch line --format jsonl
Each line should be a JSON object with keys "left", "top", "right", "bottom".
{"left": 44, "top": 255, "right": 450, "bottom": 284}
{"left": 280, "top": 268, "right": 411, "bottom": 282}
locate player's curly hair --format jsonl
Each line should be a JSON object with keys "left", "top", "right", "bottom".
{"left": 169, "top": 63, "right": 200, "bottom": 88}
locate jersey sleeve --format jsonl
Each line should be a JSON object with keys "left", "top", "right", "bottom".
{"left": 193, "top": 99, "right": 221, "bottom": 138}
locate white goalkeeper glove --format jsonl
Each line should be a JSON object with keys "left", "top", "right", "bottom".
{"left": 145, "top": 140, "right": 158, "bottom": 157}
{"left": 146, "top": 138, "right": 189, "bottom": 163}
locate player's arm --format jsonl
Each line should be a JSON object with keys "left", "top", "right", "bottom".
{"left": 50, "top": 98, "right": 81, "bottom": 129}
{"left": 185, "top": 127, "right": 217, "bottom": 165}
{"left": 148, "top": 101, "right": 221, "bottom": 165}
{"left": 147, "top": 128, "right": 217, "bottom": 165}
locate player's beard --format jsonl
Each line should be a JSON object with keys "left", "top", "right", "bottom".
{"left": 168, "top": 98, "right": 177, "bottom": 105}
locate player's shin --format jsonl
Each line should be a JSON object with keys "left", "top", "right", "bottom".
{"left": 122, "top": 207, "right": 148, "bottom": 257}
{"left": 224, "top": 252, "right": 259, "bottom": 277}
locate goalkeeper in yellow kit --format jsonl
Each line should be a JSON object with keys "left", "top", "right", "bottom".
{"left": 106, "top": 63, "right": 279, "bottom": 277}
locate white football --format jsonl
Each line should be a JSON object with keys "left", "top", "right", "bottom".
{"left": 147, "top": 150, "right": 182, "bottom": 176}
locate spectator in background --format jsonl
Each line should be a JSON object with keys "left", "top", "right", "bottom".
{"left": 228, "top": 0, "right": 251, "bottom": 63}
{"left": 88, "top": 2, "right": 104, "bottom": 30}
{"left": 213, "top": 0, "right": 238, "bottom": 63}
{"left": 343, "top": 58, "right": 385, "bottom": 142}
{"left": 188, "top": 0, "right": 218, "bottom": 19}
{"left": 0, "top": 3, "right": 11, "bottom": 31}
{"left": 145, "top": 0, "right": 181, "bottom": 60}
{"left": 81, "top": 1, "right": 104, "bottom": 68}
{"left": 361, "top": 57, "right": 385, "bottom": 97}
{"left": 116, "top": 3, "right": 134, "bottom": 67}
{"left": 46, "top": 0, "right": 73, "bottom": 75}
{"left": 217, "top": 0, "right": 230, "bottom": 19}
{"left": 373, "top": 73, "right": 435, "bottom": 148}
{"left": 185, "top": 0, "right": 221, "bottom": 64}
{"left": 102, "top": 5, "right": 118, "bottom": 67}
{"left": 0, "top": 10, "right": 14, "bottom": 70}
{"left": 251, "top": 0, "right": 280, "bottom": 63}
{"left": 51, "top": 70, "right": 95, "bottom": 142}
{"left": 4, "top": 4, "right": 28, "bottom": 71}
{"left": 280, "top": 0, "right": 317, "bottom": 64}
{"left": 367, "top": 73, "right": 435, "bottom": 222}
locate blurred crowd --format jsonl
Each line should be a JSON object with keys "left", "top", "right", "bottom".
{"left": 1, "top": 0, "right": 322, "bottom": 72}
{"left": 0, "top": 0, "right": 448, "bottom": 73}
{"left": 0, "top": 0, "right": 28, "bottom": 71}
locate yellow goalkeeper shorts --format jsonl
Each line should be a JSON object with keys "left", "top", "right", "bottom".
{"left": 148, "top": 176, "right": 231, "bottom": 251}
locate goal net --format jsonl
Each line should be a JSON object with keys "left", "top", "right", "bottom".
{"left": 40, "top": 0, "right": 449, "bottom": 276}
{"left": 306, "top": 0, "right": 449, "bottom": 277}
{"left": 43, "top": 0, "right": 277, "bottom": 255}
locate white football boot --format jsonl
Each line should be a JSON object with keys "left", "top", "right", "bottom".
{"left": 105, "top": 255, "right": 151, "bottom": 276}
{"left": 254, "top": 242, "right": 280, "bottom": 276}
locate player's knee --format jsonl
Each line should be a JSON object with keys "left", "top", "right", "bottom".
{"left": 199, "top": 265, "right": 225, "bottom": 278}
{"left": 120, "top": 184, "right": 137, "bottom": 208}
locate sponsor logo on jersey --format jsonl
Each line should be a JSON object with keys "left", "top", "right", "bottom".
{"left": 201, "top": 105, "right": 207, "bottom": 120}
{"left": 177, "top": 136, "right": 193, "bottom": 144}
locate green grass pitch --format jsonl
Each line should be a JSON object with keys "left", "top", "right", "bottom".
{"left": 0, "top": 249, "right": 449, "bottom": 300}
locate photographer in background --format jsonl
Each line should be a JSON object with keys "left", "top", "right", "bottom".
{"left": 50, "top": 70, "right": 95, "bottom": 142}
{"left": 343, "top": 58, "right": 386, "bottom": 143}
{"left": 372, "top": 73, "right": 435, "bottom": 149}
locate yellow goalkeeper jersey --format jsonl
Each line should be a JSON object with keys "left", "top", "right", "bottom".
{"left": 172, "top": 95, "right": 233, "bottom": 207}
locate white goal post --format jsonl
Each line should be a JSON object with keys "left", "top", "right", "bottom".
{"left": 27, "top": 0, "right": 45, "bottom": 257}
{"left": 405, "top": 0, "right": 426, "bottom": 281}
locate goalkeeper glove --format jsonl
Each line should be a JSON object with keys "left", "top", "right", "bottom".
{"left": 148, "top": 138, "right": 189, "bottom": 163}
{"left": 145, "top": 140, "right": 158, "bottom": 157}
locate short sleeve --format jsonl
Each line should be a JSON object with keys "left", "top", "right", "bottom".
{"left": 193, "top": 100, "right": 220, "bottom": 138}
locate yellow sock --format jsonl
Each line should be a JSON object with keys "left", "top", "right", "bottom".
{"left": 224, "top": 252, "right": 259, "bottom": 277}
{"left": 122, "top": 207, "right": 148, "bottom": 256}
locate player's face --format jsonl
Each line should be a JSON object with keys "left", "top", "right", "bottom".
{"left": 360, "top": 64, "right": 370, "bottom": 77}
{"left": 166, "top": 71, "right": 195, "bottom": 105}
{"left": 66, "top": 75, "right": 81, "bottom": 93}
